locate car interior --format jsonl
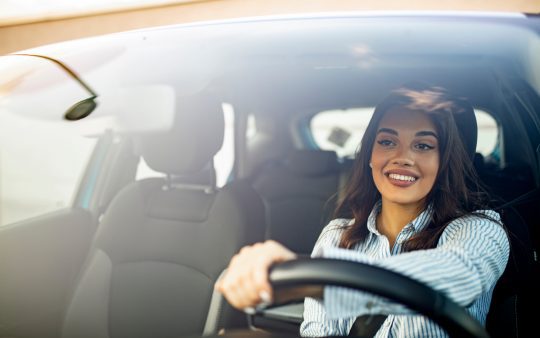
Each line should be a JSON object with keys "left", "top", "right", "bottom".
{"left": 0, "top": 15, "right": 539, "bottom": 338}
{"left": 60, "top": 93, "right": 268, "bottom": 338}
{"left": 234, "top": 76, "right": 540, "bottom": 338}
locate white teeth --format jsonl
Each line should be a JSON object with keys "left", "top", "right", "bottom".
{"left": 388, "top": 173, "right": 416, "bottom": 182}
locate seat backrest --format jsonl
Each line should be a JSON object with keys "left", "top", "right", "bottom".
{"left": 486, "top": 202, "right": 538, "bottom": 338}
{"left": 480, "top": 158, "right": 539, "bottom": 338}
{"left": 61, "top": 94, "right": 265, "bottom": 338}
{"left": 252, "top": 150, "right": 340, "bottom": 254}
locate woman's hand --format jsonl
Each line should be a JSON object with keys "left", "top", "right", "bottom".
{"left": 215, "top": 240, "right": 297, "bottom": 312}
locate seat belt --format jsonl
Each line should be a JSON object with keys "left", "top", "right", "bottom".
{"left": 348, "top": 314, "right": 388, "bottom": 337}
{"left": 495, "top": 186, "right": 539, "bottom": 210}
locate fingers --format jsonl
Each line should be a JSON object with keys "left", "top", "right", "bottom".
{"left": 215, "top": 240, "right": 296, "bottom": 311}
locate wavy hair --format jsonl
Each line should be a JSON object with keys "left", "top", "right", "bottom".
{"left": 336, "top": 83, "right": 492, "bottom": 251}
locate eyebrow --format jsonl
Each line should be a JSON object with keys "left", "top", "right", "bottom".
{"left": 377, "top": 128, "right": 398, "bottom": 135}
{"left": 377, "top": 128, "right": 438, "bottom": 138}
{"left": 415, "top": 131, "right": 438, "bottom": 138}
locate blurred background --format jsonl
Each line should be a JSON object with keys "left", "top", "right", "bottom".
{"left": 1, "top": 0, "right": 540, "bottom": 55}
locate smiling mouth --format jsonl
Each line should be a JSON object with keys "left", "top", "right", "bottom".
{"left": 387, "top": 173, "right": 417, "bottom": 182}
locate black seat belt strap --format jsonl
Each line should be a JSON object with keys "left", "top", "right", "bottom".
{"left": 348, "top": 314, "right": 388, "bottom": 337}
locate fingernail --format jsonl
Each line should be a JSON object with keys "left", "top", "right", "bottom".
{"left": 259, "top": 290, "right": 271, "bottom": 303}
{"left": 244, "top": 307, "right": 256, "bottom": 315}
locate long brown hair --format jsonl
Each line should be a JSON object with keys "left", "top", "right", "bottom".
{"left": 336, "top": 83, "right": 492, "bottom": 251}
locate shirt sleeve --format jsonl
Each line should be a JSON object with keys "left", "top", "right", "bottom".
{"left": 300, "top": 219, "right": 356, "bottom": 336}
{"left": 320, "top": 210, "right": 509, "bottom": 320}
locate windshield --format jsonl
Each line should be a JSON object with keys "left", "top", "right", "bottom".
{"left": 0, "top": 55, "right": 97, "bottom": 225}
{"left": 0, "top": 14, "right": 539, "bottom": 338}
{"left": 0, "top": 15, "right": 539, "bottom": 225}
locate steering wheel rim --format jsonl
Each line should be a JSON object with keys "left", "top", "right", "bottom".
{"left": 268, "top": 258, "right": 489, "bottom": 338}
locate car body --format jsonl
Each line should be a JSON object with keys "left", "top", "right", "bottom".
{"left": 0, "top": 12, "right": 539, "bottom": 338}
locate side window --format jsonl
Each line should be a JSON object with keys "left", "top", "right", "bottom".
{"left": 136, "top": 102, "right": 235, "bottom": 188}
{"left": 475, "top": 110, "right": 498, "bottom": 157}
{"left": 215, "top": 103, "right": 235, "bottom": 187}
{"left": 246, "top": 114, "right": 257, "bottom": 140}
{"left": 0, "top": 113, "right": 97, "bottom": 226}
{"left": 310, "top": 108, "right": 498, "bottom": 158}
{"left": 310, "top": 108, "right": 374, "bottom": 158}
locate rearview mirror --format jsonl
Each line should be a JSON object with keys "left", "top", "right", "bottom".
{"left": 64, "top": 97, "right": 97, "bottom": 121}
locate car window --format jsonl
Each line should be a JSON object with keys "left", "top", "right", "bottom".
{"left": 246, "top": 114, "right": 257, "bottom": 140}
{"left": 136, "top": 102, "right": 235, "bottom": 187}
{"left": 309, "top": 108, "right": 373, "bottom": 159}
{"left": 0, "top": 112, "right": 96, "bottom": 226}
{"left": 475, "top": 110, "right": 498, "bottom": 156}
{"left": 310, "top": 108, "right": 498, "bottom": 159}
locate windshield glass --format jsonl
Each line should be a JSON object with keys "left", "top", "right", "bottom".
{"left": 0, "top": 15, "right": 539, "bottom": 338}
{"left": 0, "top": 55, "right": 98, "bottom": 225}
{"left": 0, "top": 15, "right": 538, "bottom": 228}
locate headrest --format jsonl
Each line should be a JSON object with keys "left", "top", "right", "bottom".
{"left": 285, "top": 150, "right": 339, "bottom": 176}
{"left": 136, "top": 94, "right": 224, "bottom": 175}
{"left": 473, "top": 152, "right": 485, "bottom": 173}
{"left": 452, "top": 102, "right": 477, "bottom": 161}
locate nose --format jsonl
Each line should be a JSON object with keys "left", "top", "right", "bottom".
{"left": 393, "top": 158, "right": 414, "bottom": 166}
{"left": 392, "top": 147, "right": 415, "bottom": 166}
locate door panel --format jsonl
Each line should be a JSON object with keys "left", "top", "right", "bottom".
{"left": 0, "top": 209, "right": 95, "bottom": 338}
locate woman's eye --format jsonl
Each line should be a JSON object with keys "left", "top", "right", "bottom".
{"left": 415, "top": 143, "right": 435, "bottom": 151}
{"left": 377, "top": 139, "right": 395, "bottom": 147}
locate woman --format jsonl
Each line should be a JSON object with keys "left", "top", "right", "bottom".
{"left": 215, "top": 84, "right": 509, "bottom": 337}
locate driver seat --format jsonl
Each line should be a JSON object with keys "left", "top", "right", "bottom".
{"left": 485, "top": 190, "right": 538, "bottom": 337}
{"left": 61, "top": 94, "right": 266, "bottom": 337}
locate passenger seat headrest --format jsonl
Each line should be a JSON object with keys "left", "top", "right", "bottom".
{"left": 473, "top": 152, "right": 485, "bottom": 173}
{"left": 136, "top": 94, "right": 225, "bottom": 175}
{"left": 285, "top": 150, "right": 339, "bottom": 176}
{"left": 452, "top": 98, "right": 477, "bottom": 161}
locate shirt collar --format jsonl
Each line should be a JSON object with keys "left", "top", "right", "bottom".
{"left": 366, "top": 200, "right": 433, "bottom": 236}
{"left": 366, "top": 200, "right": 383, "bottom": 235}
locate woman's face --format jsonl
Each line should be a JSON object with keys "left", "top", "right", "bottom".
{"left": 370, "top": 108, "right": 440, "bottom": 209}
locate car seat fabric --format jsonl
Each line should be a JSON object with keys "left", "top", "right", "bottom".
{"left": 486, "top": 191, "right": 539, "bottom": 338}
{"left": 252, "top": 150, "right": 340, "bottom": 254}
{"left": 473, "top": 156, "right": 538, "bottom": 337}
{"left": 461, "top": 110, "right": 537, "bottom": 338}
{"left": 61, "top": 94, "right": 265, "bottom": 338}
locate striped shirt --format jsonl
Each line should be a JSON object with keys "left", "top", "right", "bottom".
{"left": 300, "top": 202, "right": 509, "bottom": 337}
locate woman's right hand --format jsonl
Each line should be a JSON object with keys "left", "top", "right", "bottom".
{"left": 214, "top": 240, "right": 297, "bottom": 312}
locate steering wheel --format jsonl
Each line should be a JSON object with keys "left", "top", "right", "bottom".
{"left": 266, "top": 258, "right": 489, "bottom": 338}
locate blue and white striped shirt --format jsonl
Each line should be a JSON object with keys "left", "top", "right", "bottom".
{"left": 300, "top": 202, "right": 509, "bottom": 337}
